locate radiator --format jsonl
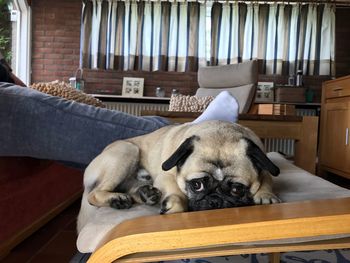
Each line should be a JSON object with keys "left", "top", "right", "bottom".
{"left": 264, "top": 138, "right": 295, "bottom": 156}
{"left": 104, "top": 101, "right": 169, "bottom": 116}
{"left": 296, "top": 108, "right": 318, "bottom": 116}
{"left": 264, "top": 108, "right": 318, "bottom": 155}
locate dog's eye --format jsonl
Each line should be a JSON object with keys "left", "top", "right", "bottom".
{"left": 230, "top": 183, "right": 246, "bottom": 197}
{"left": 190, "top": 179, "right": 204, "bottom": 192}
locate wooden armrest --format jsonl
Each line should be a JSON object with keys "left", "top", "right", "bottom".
{"left": 89, "top": 197, "right": 350, "bottom": 262}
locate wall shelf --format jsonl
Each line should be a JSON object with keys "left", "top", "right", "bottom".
{"left": 90, "top": 94, "right": 171, "bottom": 104}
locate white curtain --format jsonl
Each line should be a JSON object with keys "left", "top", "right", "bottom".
{"left": 265, "top": 3, "right": 278, "bottom": 74}
{"left": 81, "top": 0, "right": 207, "bottom": 72}
{"left": 211, "top": 3, "right": 335, "bottom": 76}
{"left": 320, "top": 4, "right": 335, "bottom": 75}
{"left": 288, "top": 4, "right": 300, "bottom": 74}
{"left": 90, "top": 0, "right": 103, "bottom": 69}
{"left": 81, "top": 1, "right": 335, "bottom": 75}
{"left": 242, "top": 4, "right": 259, "bottom": 61}
{"left": 216, "top": 3, "right": 240, "bottom": 65}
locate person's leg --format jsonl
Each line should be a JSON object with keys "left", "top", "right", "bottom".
{"left": 0, "top": 83, "right": 170, "bottom": 166}
{"left": 0, "top": 84, "right": 237, "bottom": 167}
{"left": 192, "top": 91, "right": 239, "bottom": 124}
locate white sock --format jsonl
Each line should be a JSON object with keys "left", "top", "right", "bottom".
{"left": 192, "top": 91, "right": 239, "bottom": 124}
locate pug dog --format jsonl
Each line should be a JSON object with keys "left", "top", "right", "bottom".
{"left": 77, "top": 120, "right": 280, "bottom": 231}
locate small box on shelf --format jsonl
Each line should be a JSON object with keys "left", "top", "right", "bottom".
{"left": 258, "top": 103, "right": 296, "bottom": 116}
{"left": 275, "top": 85, "right": 306, "bottom": 103}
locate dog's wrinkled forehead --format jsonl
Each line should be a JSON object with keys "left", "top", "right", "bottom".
{"left": 163, "top": 131, "right": 248, "bottom": 172}
{"left": 162, "top": 129, "right": 279, "bottom": 178}
{"left": 190, "top": 138, "right": 249, "bottom": 167}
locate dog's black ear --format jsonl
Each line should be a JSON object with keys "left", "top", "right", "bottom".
{"left": 244, "top": 138, "right": 280, "bottom": 176}
{"left": 162, "top": 135, "right": 199, "bottom": 171}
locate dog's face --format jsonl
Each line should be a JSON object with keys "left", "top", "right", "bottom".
{"left": 161, "top": 123, "right": 279, "bottom": 211}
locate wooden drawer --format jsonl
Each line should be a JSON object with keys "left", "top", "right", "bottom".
{"left": 324, "top": 77, "right": 350, "bottom": 99}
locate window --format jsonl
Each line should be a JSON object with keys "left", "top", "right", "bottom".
{"left": 5, "top": 0, "right": 31, "bottom": 85}
{"left": 81, "top": 1, "right": 335, "bottom": 76}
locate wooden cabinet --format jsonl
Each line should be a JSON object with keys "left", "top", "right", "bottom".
{"left": 319, "top": 76, "right": 350, "bottom": 179}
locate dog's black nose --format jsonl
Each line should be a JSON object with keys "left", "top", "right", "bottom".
{"left": 208, "top": 194, "right": 223, "bottom": 209}
{"left": 188, "top": 193, "right": 223, "bottom": 211}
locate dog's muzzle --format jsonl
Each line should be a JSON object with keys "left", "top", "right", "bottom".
{"left": 188, "top": 183, "right": 254, "bottom": 211}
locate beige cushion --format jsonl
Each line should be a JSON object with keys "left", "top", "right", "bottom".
{"left": 76, "top": 152, "right": 350, "bottom": 253}
{"left": 196, "top": 84, "right": 255, "bottom": 113}
{"left": 198, "top": 60, "right": 258, "bottom": 89}
{"left": 30, "top": 80, "right": 105, "bottom": 108}
{"left": 169, "top": 94, "right": 214, "bottom": 112}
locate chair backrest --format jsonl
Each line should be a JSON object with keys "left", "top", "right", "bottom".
{"left": 196, "top": 60, "right": 258, "bottom": 113}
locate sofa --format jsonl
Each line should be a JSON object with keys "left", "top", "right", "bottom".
{"left": 0, "top": 81, "right": 169, "bottom": 258}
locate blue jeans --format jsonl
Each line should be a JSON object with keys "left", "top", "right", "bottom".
{"left": 0, "top": 82, "right": 170, "bottom": 167}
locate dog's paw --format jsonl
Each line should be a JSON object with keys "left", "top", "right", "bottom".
{"left": 109, "top": 193, "right": 133, "bottom": 209}
{"left": 253, "top": 192, "right": 281, "bottom": 205}
{"left": 160, "top": 195, "right": 187, "bottom": 214}
{"left": 138, "top": 185, "right": 162, "bottom": 205}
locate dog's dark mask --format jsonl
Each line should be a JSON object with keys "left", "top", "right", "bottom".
{"left": 162, "top": 135, "right": 279, "bottom": 211}
{"left": 187, "top": 179, "right": 254, "bottom": 211}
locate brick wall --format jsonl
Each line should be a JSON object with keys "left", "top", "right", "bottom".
{"left": 30, "top": 0, "right": 200, "bottom": 95}
{"left": 31, "top": 1, "right": 350, "bottom": 97}
{"left": 31, "top": 0, "right": 81, "bottom": 83}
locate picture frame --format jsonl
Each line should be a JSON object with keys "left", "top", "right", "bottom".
{"left": 255, "top": 82, "right": 275, "bottom": 103}
{"left": 122, "top": 77, "right": 144, "bottom": 98}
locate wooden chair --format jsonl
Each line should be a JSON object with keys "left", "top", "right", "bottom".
{"left": 86, "top": 114, "right": 350, "bottom": 263}
{"left": 196, "top": 60, "right": 258, "bottom": 114}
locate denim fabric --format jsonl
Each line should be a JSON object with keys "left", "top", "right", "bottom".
{"left": 0, "top": 82, "right": 170, "bottom": 166}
